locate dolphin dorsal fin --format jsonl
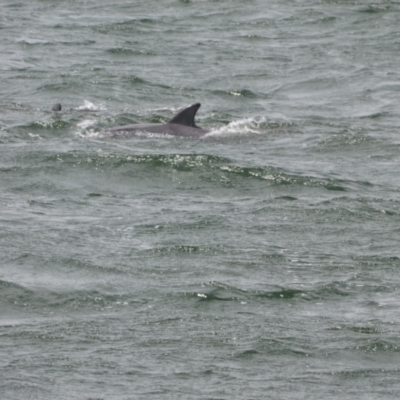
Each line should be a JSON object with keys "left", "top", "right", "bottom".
{"left": 168, "top": 103, "right": 201, "bottom": 128}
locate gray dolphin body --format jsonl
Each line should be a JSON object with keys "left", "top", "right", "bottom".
{"left": 105, "top": 103, "right": 209, "bottom": 138}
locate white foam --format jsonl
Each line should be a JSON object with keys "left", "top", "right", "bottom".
{"left": 77, "top": 119, "right": 96, "bottom": 130}
{"left": 83, "top": 130, "right": 102, "bottom": 139}
{"left": 75, "top": 119, "right": 98, "bottom": 138}
{"left": 204, "top": 117, "right": 266, "bottom": 138}
{"left": 132, "top": 131, "right": 174, "bottom": 139}
{"left": 75, "top": 100, "right": 106, "bottom": 111}
{"left": 28, "top": 133, "right": 42, "bottom": 139}
{"left": 81, "top": 128, "right": 174, "bottom": 140}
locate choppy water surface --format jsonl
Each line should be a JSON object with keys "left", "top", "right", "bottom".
{"left": 1, "top": 1, "right": 400, "bottom": 399}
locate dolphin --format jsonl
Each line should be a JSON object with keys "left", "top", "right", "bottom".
{"left": 104, "top": 103, "right": 209, "bottom": 138}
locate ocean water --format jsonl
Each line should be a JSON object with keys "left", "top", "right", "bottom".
{"left": 1, "top": 1, "right": 400, "bottom": 399}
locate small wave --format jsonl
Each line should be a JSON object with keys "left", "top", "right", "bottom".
{"left": 17, "top": 38, "right": 50, "bottom": 46}
{"left": 353, "top": 340, "right": 400, "bottom": 354}
{"left": 214, "top": 164, "right": 351, "bottom": 190}
{"left": 315, "top": 131, "right": 378, "bottom": 152}
{"left": 41, "top": 150, "right": 357, "bottom": 192}
{"left": 185, "top": 278, "right": 392, "bottom": 306}
{"left": 189, "top": 281, "right": 249, "bottom": 303}
{"left": 0, "top": 279, "right": 136, "bottom": 314}
{"left": 359, "top": 4, "right": 390, "bottom": 13}
{"left": 106, "top": 47, "right": 153, "bottom": 56}
{"left": 349, "top": 326, "right": 386, "bottom": 335}
{"left": 186, "top": 281, "right": 308, "bottom": 303}
{"left": 21, "top": 119, "right": 70, "bottom": 132}
{"left": 41, "top": 152, "right": 230, "bottom": 172}
{"left": 212, "top": 89, "right": 257, "bottom": 98}
{"left": 147, "top": 244, "right": 225, "bottom": 256}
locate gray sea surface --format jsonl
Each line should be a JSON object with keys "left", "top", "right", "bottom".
{"left": 1, "top": 1, "right": 400, "bottom": 399}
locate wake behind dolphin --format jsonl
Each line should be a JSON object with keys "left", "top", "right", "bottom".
{"left": 52, "top": 102, "right": 210, "bottom": 138}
